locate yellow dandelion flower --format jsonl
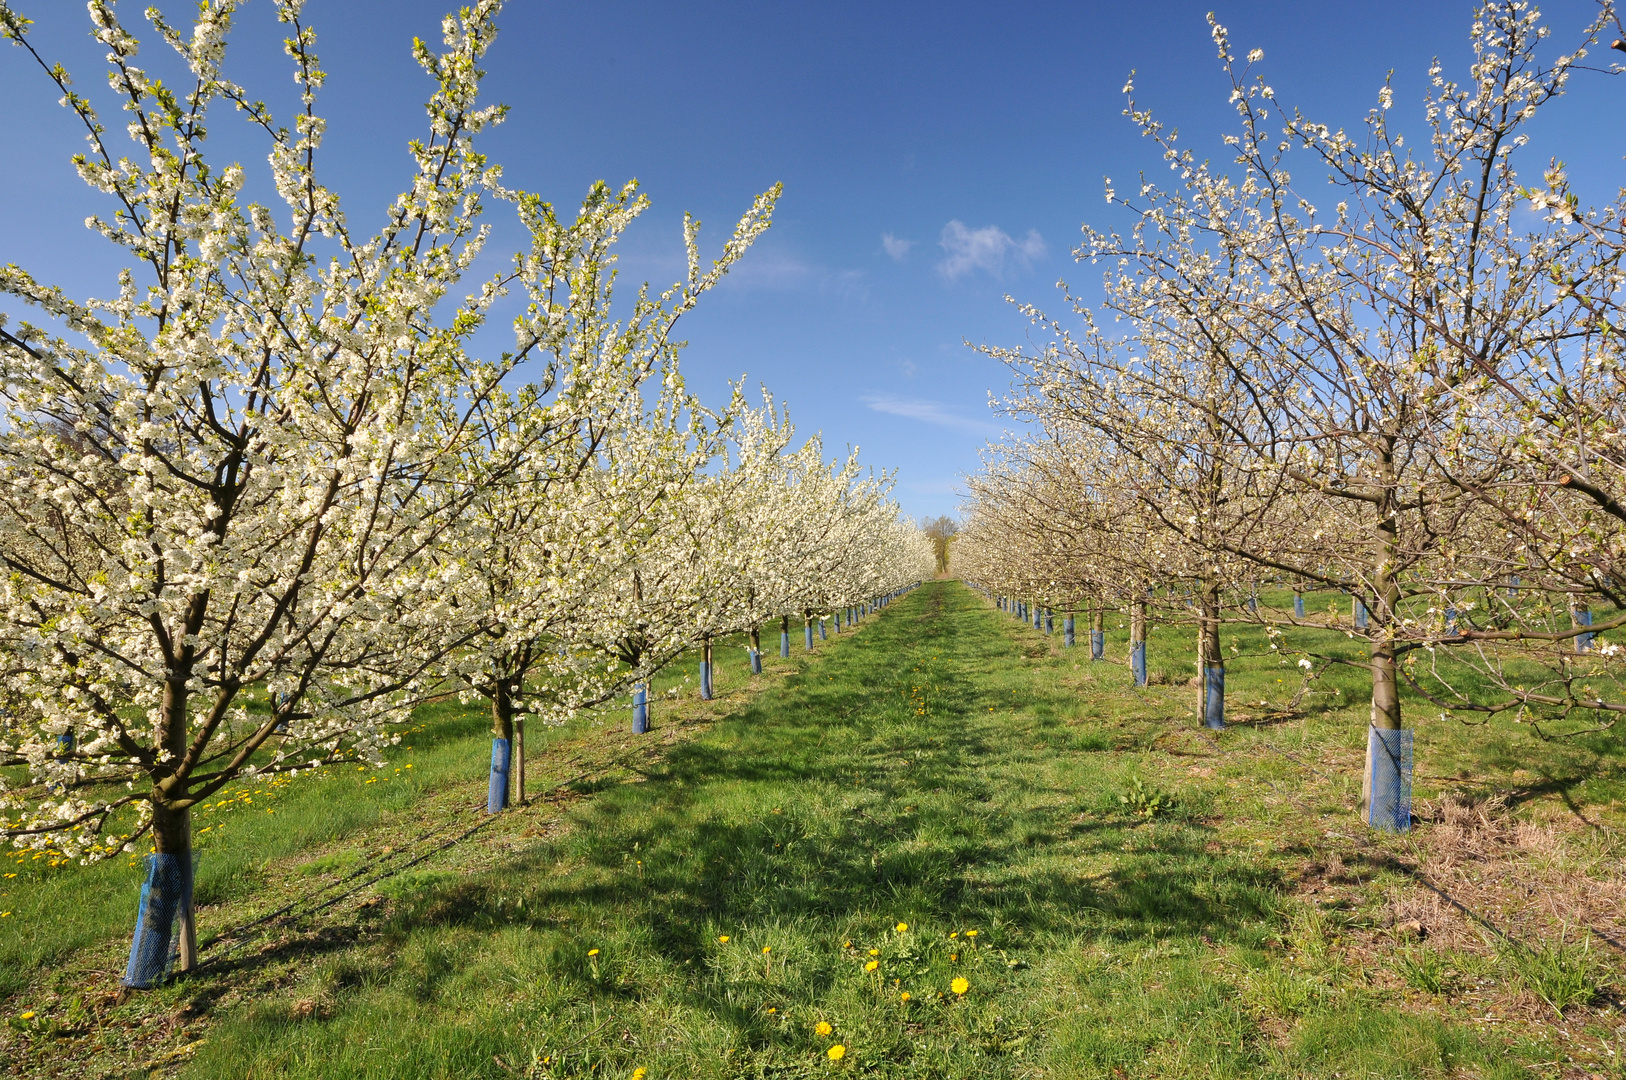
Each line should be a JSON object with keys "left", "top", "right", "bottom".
{"left": 587, "top": 949, "right": 600, "bottom": 957}
{"left": 718, "top": 935, "right": 730, "bottom": 943}
{"left": 843, "top": 940, "right": 852, "bottom": 948}
{"left": 965, "top": 929, "right": 978, "bottom": 937}
{"left": 762, "top": 946, "right": 772, "bottom": 955}
{"left": 827, "top": 1044, "right": 846, "bottom": 1060}
{"left": 900, "top": 991, "right": 911, "bottom": 1002}
{"left": 894, "top": 922, "right": 908, "bottom": 933}
{"left": 949, "top": 931, "right": 959, "bottom": 939}
{"left": 632, "top": 1070, "right": 647, "bottom": 1080}
{"left": 867, "top": 948, "right": 879, "bottom": 956}
{"left": 815, "top": 1021, "right": 833, "bottom": 1036}
{"left": 951, "top": 977, "right": 969, "bottom": 995}
{"left": 767, "top": 1006, "right": 777, "bottom": 1013}
{"left": 864, "top": 959, "right": 879, "bottom": 972}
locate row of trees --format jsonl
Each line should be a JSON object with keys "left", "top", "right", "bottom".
{"left": 957, "top": 2, "right": 1626, "bottom": 829}
{"left": 0, "top": 0, "right": 929, "bottom": 986}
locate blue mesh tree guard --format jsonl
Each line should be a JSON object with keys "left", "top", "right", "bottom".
{"left": 1366, "top": 726, "right": 1413, "bottom": 832}
{"left": 1576, "top": 607, "right": 1594, "bottom": 652}
{"left": 1203, "top": 664, "right": 1226, "bottom": 729}
{"left": 123, "top": 852, "right": 194, "bottom": 989}
{"left": 487, "top": 737, "right": 511, "bottom": 813}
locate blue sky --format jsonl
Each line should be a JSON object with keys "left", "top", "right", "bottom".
{"left": 2, "top": 1, "right": 1621, "bottom": 520}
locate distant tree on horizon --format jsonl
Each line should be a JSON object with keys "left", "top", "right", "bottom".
{"left": 920, "top": 515, "right": 959, "bottom": 575}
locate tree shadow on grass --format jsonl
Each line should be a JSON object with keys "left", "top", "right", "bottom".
{"left": 359, "top": 585, "right": 1289, "bottom": 1001}
{"left": 184, "top": 585, "right": 1306, "bottom": 1080}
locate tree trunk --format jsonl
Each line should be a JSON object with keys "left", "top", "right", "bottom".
{"left": 1363, "top": 463, "right": 1404, "bottom": 826}
{"left": 155, "top": 671, "right": 197, "bottom": 972}
{"left": 489, "top": 681, "right": 514, "bottom": 812}
{"left": 1199, "top": 579, "right": 1224, "bottom": 729}
{"left": 150, "top": 799, "right": 196, "bottom": 971}
{"left": 1131, "top": 595, "right": 1148, "bottom": 686}
{"left": 516, "top": 716, "right": 526, "bottom": 805}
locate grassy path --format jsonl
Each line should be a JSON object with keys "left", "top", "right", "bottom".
{"left": 166, "top": 580, "right": 1550, "bottom": 1079}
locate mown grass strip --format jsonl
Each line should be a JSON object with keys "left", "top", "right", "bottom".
{"left": 161, "top": 581, "right": 1548, "bottom": 1079}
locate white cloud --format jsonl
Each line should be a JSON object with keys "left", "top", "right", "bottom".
{"left": 861, "top": 394, "right": 1002, "bottom": 435}
{"left": 937, "top": 220, "right": 1045, "bottom": 281}
{"left": 881, "top": 233, "right": 914, "bottom": 260}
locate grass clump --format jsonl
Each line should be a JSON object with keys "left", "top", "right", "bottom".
{"left": 1501, "top": 933, "right": 1606, "bottom": 1017}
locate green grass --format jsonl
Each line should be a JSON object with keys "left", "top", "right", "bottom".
{"left": 6, "top": 583, "right": 1625, "bottom": 1077}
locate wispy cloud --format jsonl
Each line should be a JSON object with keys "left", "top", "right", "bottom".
{"left": 937, "top": 221, "right": 1045, "bottom": 281}
{"left": 613, "top": 249, "right": 866, "bottom": 301}
{"left": 861, "top": 394, "right": 1002, "bottom": 435}
{"left": 881, "top": 233, "right": 914, "bottom": 261}
{"left": 721, "top": 251, "right": 867, "bottom": 300}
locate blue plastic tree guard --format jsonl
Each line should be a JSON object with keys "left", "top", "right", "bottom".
{"left": 1294, "top": 593, "right": 1305, "bottom": 618}
{"left": 632, "top": 683, "right": 649, "bottom": 734}
{"left": 123, "top": 852, "right": 194, "bottom": 989}
{"left": 487, "top": 737, "right": 511, "bottom": 812}
{"left": 1091, "top": 629, "right": 1105, "bottom": 660}
{"left": 750, "top": 648, "right": 762, "bottom": 675}
{"left": 780, "top": 630, "right": 790, "bottom": 658}
{"left": 1355, "top": 599, "right": 1369, "bottom": 629}
{"left": 1131, "top": 641, "right": 1148, "bottom": 686}
{"left": 1063, "top": 615, "right": 1075, "bottom": 647}
{"left": 805, "top": 622, "right": 814, "bottom": 651}
{"left": 1366, "top": 726, "right": 1413, "bottom": 832}
{"left": 700, "top": 659, "right": 712, "bottom": 700}
{"left": 1577, "top": 607, "right": 1594, "bottom": 652}
{"left": 1044, "top": 610, "right": 1053, "bottom": 634}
